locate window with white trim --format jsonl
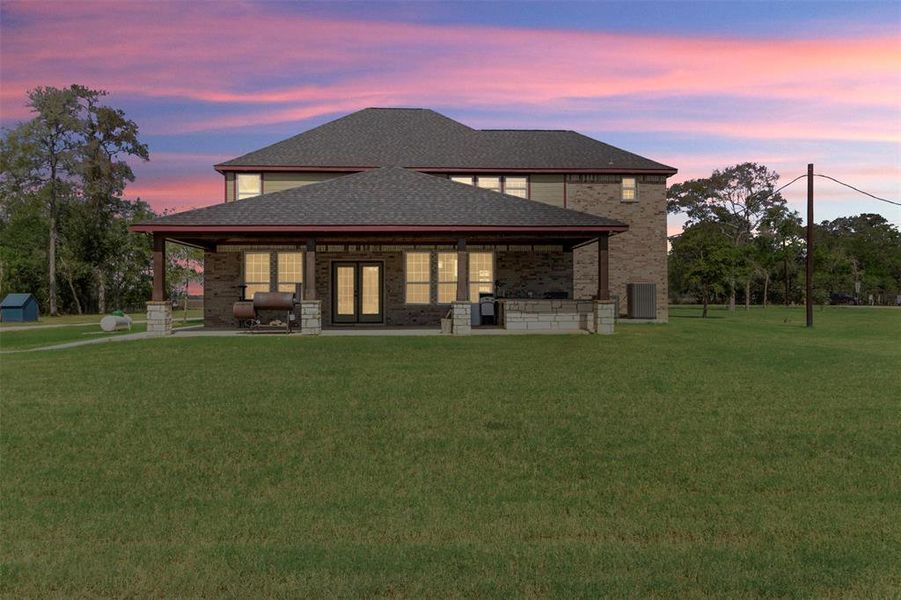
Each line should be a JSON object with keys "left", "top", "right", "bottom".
{"left": 622, "top": 177, "right": 637, "bottom": 201}
{"left": 476, "top": 176, "right": 501, "bottom": 193}
{"left": 237, "top": 173, "right": 262, "bottom": 200}
{"left": 437, "top": 252, "right": 458, "bottom": 304}
{"left": 504, "top": 176, "right": 528, "bottom": 198}
{"left": 469, "top": 252, "right": 494, "bottom": 303}
{"left": 405, "top": 252, "right": 431, "bottom": 304}
{"left": 277, "top": 252, "right": 303, "bottom": 295}
{"left": 244, "top": 252, "right": 270, "bottom": 299}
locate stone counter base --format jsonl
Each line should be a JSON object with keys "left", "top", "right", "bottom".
{"left": 299, "top": 300, "right": 322, "bottom": 335}
{"left": 146, "top": 301, "right": 172, "bottom": 336}
{"left": 450, "top": 301, "right": 471, "bottom": 335}
{"left": 500, "top": 299, "right": 594, "bottom": 331}
{"left": 500, "top": 299, "right": 615, "bottom": 334}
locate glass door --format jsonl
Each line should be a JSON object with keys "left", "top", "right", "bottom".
{"left": 359, "top": 263, "right": 382, "bottom": 323}
{"left": 333, "top": 264, "right": 357, "bottom": 323}
{"left": 331, "top": 262, "right": 383, "bottom": 324}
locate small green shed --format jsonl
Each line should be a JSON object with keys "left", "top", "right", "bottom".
{"left": 0, "top": 293, "right": 39, "bottom": 322}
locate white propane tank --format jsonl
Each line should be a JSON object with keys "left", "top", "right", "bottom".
{"left": 100, "top": 315, "right": 132, "bottom": 332}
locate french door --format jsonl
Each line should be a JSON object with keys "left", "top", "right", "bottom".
{"left": 332, "top": 262, "right": 383, "bottom": 324}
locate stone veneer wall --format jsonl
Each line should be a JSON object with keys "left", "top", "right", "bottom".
{"left": 500, "top": 299, "right": 594, "bottom": 331}
{"left": 202, "top": 248, "right": 573, "bottom": 328}
{"left": 566, "top": 175, "right": 669, "bottom": 321}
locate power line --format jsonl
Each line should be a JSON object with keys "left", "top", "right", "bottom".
{"left": 772, "top": 172, "right": 900, "bottom": 207}
{"left": 814, "top": 173, "right": 901, "bottom": 207}
{"left": 772, "top": 174, "right": 807, "bottom": 195}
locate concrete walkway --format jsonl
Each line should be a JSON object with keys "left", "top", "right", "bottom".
{"left": 3, "top": 323, "right": 593, "bottom": 352}
{"left": 0, "top": 317, "right": 201, "bottom": 332}
{"left": 171, "top": 327, "right": 588, "bottom": 337}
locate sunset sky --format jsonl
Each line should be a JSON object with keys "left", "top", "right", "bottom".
{"left": 1, "top": 0, "right": 899, "bottom": 233}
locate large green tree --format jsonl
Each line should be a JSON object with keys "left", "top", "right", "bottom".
{"left": 668, "top": 163, "right": 789, "bottom": 311}
{"left": 0, "top": 85, "right": 149, "bottom": 314}
{"left": 669, "top": 222, "right": 735, "bottom": 317}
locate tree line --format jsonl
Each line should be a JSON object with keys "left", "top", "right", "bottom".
{"left": 668, "top": 163, "right": 900, "bottom": 316}
{"left": 0, "top": 85, "right": 200, "bottom": 316}
{"left": 2, "top": 86, "right": 897, "bottom": 318}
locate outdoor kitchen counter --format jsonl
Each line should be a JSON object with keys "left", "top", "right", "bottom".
{"left": 497, "top": 299, "right": 595, "bottom": 331}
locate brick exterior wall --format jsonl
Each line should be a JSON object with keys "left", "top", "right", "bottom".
{"left": 566, "top": 175, "right": 669, "bottom": 321}
{"left": 203, "top": 248, "right": 573, "bottom": 328}
{"left": 203, "top": 251, "right": 241, "bottom": 327}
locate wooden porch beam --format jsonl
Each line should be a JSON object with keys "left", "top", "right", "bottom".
{"left": 304, "top": 239, "right": 317, "bottom": 300}
{"left": 597, "top": 234, "right": 609, "bottom": 301}
{"left": 152, "top": 233, "right": 166, "bottom": 302}
{"left": 456, "top": 239, "right": 469, "bottom": 302}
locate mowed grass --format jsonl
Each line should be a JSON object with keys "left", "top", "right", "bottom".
{"left": 1, "top": 307, "right": 899, "bottom": 597}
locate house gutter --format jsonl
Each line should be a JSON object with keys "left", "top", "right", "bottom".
{"left": 213, "top": 165, "right": 678, "bottom": 176}
{"left": 130, "top": 224, "right": 629, "bottom": 234}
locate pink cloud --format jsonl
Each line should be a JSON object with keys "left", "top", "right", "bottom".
{"left": 124, "top": 175, "right": 221, "bottom": 213}
{"left": 2, "top": 1, "right": 898, "bottom": 144}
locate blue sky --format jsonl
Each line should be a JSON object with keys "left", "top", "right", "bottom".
{"left": 1, "top": 0, "right": 898, "bottom": 230}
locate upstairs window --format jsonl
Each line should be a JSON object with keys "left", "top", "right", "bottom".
{"left": 476, "top": 176, "right": 501, "bottom": 193}
{"left": 622, "top": 177, "right": 637, "bottom": 201}
{"left": 237, "top": 173, "right": 262, "bottom": 200}
{"left": 504, "top": 176, "right": 528, "bottom": 198}
{"left": 277, "top": 252, "right": 303, "bottom": 296}
{"left": 405, "top": 252, "right": 431, "bottom": 304}
{"left": 449, "top": 175, "right": 529, "bottom": 198}
{"left": 244, "top": 252, "right": 270, "bottom": 299}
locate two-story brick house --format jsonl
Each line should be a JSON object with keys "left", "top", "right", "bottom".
{"left": 133, "top": 108, "right": 676, "bottom": 334}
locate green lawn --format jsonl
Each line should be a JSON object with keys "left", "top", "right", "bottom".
{"left": 2, "top": 306, "right": 899, "bottom": 597}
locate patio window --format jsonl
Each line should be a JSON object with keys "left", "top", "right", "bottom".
{"left": 450, "top": 175, "right": 474, "bottom": 185}
{"left": 277, "top": 252, "right": 303, "bottom": 296}
{"left": 622, "top": 177, "right": 637, "bottom": 201}
{"left": 504, "top": 176, "right": 528, "bottom": 198}
{"left": 244, "top": 252, "right": 270, "bottom": 299}
{"left": 405, "top": 252, "right": 431, "bottom": 304}
{"left": 437, "top": 252, "right": 458, "bottom": 303}
{"left": 476, "top": 176, "right": 501, "bottom": 193}
{"left": 237, "top": 173, "right": 262, "bottom": 200}
{"left": 469, "top": 252, "right": 494, "bottom": 303}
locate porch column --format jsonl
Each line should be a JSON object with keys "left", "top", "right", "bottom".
{"left": 299, "top": 240, "right": 321, "bottom": 335}
{"left": 147, "top": 233, "right": 172, "bottom": 335}
{"left": 152, "top": 233, "right": 166, "bottom": 301}
{"left": 456, "top": 239, "right": 469, "bottom": 302}
{"left": 597, "top": 233, "right": 610, "bottom": 301}
{"left": 304, "top": 239, "right": 317, "bottom": 300}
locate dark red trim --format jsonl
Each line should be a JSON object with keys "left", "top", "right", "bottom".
{"left": 131, "top": 224, "right": 628, "bottom": 234}
{"left": 215, "top": 164, "right": 678, "bottom": 176}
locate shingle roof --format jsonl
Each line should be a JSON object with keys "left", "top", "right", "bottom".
{"left": 141, "top": 167, "right": 626, "bottom": 230}
{"left": 216, "top": 108, "right": 675, "bottom": 173}
{"left": 0, "top": 293, "right": 35, "bottom": 308}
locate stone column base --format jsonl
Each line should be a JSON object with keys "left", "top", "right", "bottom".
{"left": 299, "top": 300, "right": 322, "bottom": 335}
{"left": 146, "top": 301, "right": 172, "bottom": 336}
{"left": 451, "top": 301, "right": 471, "bottom": 335}
{"left": 593, "top": 300, "right": 615, "bottom": 335}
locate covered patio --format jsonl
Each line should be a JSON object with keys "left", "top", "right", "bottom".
{"left": 131, "top": 168, "right": 623, "bottom": 336}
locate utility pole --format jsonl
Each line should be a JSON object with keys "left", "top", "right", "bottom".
{"left": 806, "top": 163, "right": 814, "bottom": 328}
